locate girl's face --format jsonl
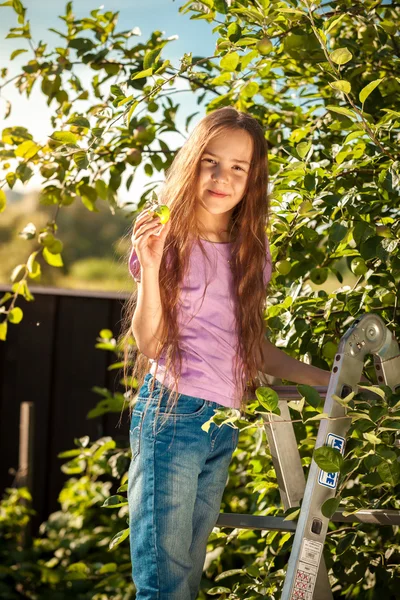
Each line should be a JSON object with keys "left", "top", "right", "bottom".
{"left": 196, "top": 128, "right": 254, "bottom": 222}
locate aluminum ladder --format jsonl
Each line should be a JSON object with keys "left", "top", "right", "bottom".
{"left": 216, "top": 313, "right": 400, "bottom": 599}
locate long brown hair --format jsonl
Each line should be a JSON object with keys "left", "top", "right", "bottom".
{"left": 120, "top": 106, "right": 270, "bottom": 425}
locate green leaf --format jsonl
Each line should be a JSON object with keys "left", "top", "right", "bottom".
{"left": 287, "top": 398, "right": 305, "bottom": 413}
{"left": 220, "top": 51, "right": 239, "bottom": 72}
{"left": 143, "top": 48, "right": 161, "bottom": 71}
{"left": 109, "top": 528, "right": 129, "bottom": 551}
{"left": 227, "top": 22, "right": 242, "bottom": 42}
{"left": 61, "top": 458, "right": 86, "bottom": 474}
{"left": 14, "top": 140, "right": 40, "bottom": 160}
{"left": 100, "top": 328, "right": 113, "bottom": 339}
{"left": 353, "top": 221, "right": 375, "bottom": 246}
{"left": 10, "top": 48, "right": 27, "bottom": 60}
{"left": 330, "top": 80, "right": 351, "bottom": 94}
{"left": 8, "top": 307, "right": 23, "bottom": 324}
{"left": 336, "top": 532, "right": 357, "bottom": 555}
{"left": 359, "top": 78, "right": 384, "bottom": 105}
{"left": 131, "top": 68, "right": 153, "bottom": 80}
{"left": 215, "top": 569, "right": 245, "bottom": 581}
{"left": 73, "top": 151, "right": 89, "bottom": 170}
{"left": 50, "top": 131, "right": 78, "bottom": 145}
{"left": 363, "top": 432, "right": 382, "bottom": 445}
{"left": 304, "top": 412, "right": 330, "bottom": 422}
{"left": 255, "top": 386, "right": 279, "bottom": 412}
{"left": 326, "top": 105, "right": 357, "bottom": 119}
{"left": 67, "top": 562, "right": 89, "bottom": 574}
{"left": 296, "top": 141, "right": 311, "bottom": 159}
{"left": 358, "top": 384, "right": 387, "bottom": 400}
{"left": 207, "top": 588, "right": 231, "bottom": 595}
{"left": 313, "top": 446, "right": 344, "bottom": 472}
{"left": 297, "top": 384, "right": 322, "bottom": 408}
{"left": 67, "top": 116, "right": 90, "bottom": 128}
{"left": 241, "top": 81, "right": 259, "bottom": 98}
{"left": 93, "top": 439, "right": 116, "bottom": 461}
{"left": 0, "top": 320, "right": 8, "bottom": 341}
{"left": 43, "top": 247, "right": 63, "bottom": 267}
{"left": 102, "top": 494, "right": 127, "bottom": 508}
{"left": 321, "top": 496, "right": 341, "bottom": 518}
{"left": 377, "top": 460, "right": 400, "bottom": 486}
{"left": 330, "top": 47, "right": 352, "bottom": 65}
{"left": 57, "top": 449, "right": 82, "bottom": 458}
{"left": 284, "top": 507, "right": 301, "bottom": 521}
{"left": 10, "top": 264, "right": 26, "bottom": 282}
{"left": 126, "top": 100, "right": 139, "bottom": 126}
{"left": 12, "top": 280, "right": 33, "bottom": 301}
{"left": 0, "top": 189, "right": 6, "bottom": 212}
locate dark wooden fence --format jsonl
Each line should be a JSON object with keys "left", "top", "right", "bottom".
{"left": 0, "top": 285, "right": 131, "bottom": 534}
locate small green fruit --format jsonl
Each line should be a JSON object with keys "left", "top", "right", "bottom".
{"left": 257, "top": 37, "right": 273, "bottom": 56}
{"left": 148, "top": 101, "right": 158, "bottom": 113}
{"left": 310, "top": 267, "right": 328, "bottom": 285}
{"left": 126, "top": 148, "right": 142, "bottom": 167}
{"left": 38, "top": 232, "right": 55, "bottom": 247}
{"left": 134, "top": 126, "right": 147, "bottom": 142}
{"left": 351, "top": 257, "right": 368, "bottom": 276}
{"left": 276, "top": 260, "right": 291, "bottom": 276}
{"left": 47, "top": 239, "right": 63, "bottom": 254}
{"left": 382, "top": 292, "right": 396, "bottom": 306}
{"left": 149, "top": 204, "right": 170, "bottom": 224}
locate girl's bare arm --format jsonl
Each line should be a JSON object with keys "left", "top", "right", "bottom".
{"left": 258, "top": 335, "right": 331, "bottom": 387}
{"left": 131, "top": 268, "right": 164, "bottom": 360}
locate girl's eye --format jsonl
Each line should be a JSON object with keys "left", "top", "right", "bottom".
{"left": 202, "top": 158, "right": 244, "bottom": 172}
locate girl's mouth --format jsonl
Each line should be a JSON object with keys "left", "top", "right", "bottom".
{"left": 208, "top": 190, "right": 228, "bottom": 197}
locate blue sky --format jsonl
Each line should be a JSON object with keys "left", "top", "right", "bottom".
{"left": 0, "top": 0, "right": 219, "bottom": 203}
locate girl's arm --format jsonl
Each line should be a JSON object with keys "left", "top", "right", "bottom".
{"left": 131, "top": 267, "right": 165, "bottom": 360}
{"left": 258, "top": 335, "right": 331, "bottom": 387}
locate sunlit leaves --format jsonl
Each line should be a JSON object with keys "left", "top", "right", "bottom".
{"left": 330, "top": 80, "right": 351, "bottom": 94}
{"left": 220, "top": 51, "right": 239, "bottom": 71}
{"left": 14, "top": 140, "right": 40, "bottom": 159}
{"left": 50, "top": 131, "right": 78, "bottom": 145}
{"left": 43, "top": 247, "right": 63, "bottom": 267}
{"left": 359, "top": 78, "right": 384, "bottom": 105}
{"left": 0, "top": 189, "right": 6, "bottom": 212}
{"left": 326, "top": 105, "right": 357, "bottom": 119}
{"left": 109, "top": 528, "right": 129, "bottom": 551}
{"left": 330, "top": 47, "right": 353, "bottom": 65}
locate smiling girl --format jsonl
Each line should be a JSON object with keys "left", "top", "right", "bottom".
{"left": 123, "top": 107, "right": 330, "bottom": 599}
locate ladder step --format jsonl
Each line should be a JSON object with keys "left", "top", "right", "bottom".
{"left": 216, "top": 508, "right": 400, "bottom": 531}
{"left": 216, "top": 513, "right": 296, "bottom": 532}
{"left": 333, "top": 509, "right": 400, "bottom": 525}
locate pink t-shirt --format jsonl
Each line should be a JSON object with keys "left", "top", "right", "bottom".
{"left": 129, "top": 236, "right": 272, "bottom": 408}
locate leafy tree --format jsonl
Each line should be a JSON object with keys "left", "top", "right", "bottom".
{"left": 1, "top": 0, "right": 400, "bottom": 597}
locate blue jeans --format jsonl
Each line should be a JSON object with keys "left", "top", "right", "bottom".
{"left": 128, "top": 373, "right": 239, "bottom": 600}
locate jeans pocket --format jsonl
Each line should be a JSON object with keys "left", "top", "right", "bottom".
{"left": 129, "top": 411, "right": 144, "bottom": 461}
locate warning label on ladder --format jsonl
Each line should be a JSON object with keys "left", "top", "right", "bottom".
{"left": 318, "top": 433, "right": 345, "bottom": 489}
{"left": 291, "top": 539, "right": 323, "bottom": 599}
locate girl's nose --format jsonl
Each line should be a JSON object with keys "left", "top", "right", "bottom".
{"left": 212, "top": 164, "right": 229, "bottom": 182}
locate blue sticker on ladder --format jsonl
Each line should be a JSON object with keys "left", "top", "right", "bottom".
{"left": 318, "top": 433, "right": 346, "bottom": 489}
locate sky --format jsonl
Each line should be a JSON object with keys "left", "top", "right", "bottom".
{"left": 0, "top": 0, "right": 219, "bottom": 204}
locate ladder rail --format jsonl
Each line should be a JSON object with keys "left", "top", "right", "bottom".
{"left": 281, "top": 314, "right": 400, "bottom": 600}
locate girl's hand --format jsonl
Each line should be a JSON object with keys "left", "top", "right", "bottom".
{"left": 131, "top": 209, "right": 171, "bottom": 272}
